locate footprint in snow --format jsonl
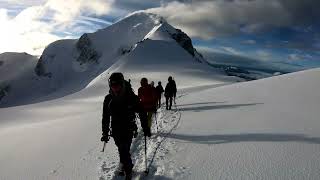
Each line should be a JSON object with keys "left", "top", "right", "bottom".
{"left": 50, "top": 169, "right": 57, "bottom": 174}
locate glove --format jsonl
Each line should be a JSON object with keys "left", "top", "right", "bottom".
{"left": 132, "top": 122, "right": 138, "bottom": 138}
{"left": 143, "top": 128, "right": 151, "bottom": 137}
{"left": 101, "top": 134, "right": 110, "bottom": 143}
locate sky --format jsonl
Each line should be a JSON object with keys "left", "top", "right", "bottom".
{"left": 0, "top": 0, "right": 319, "bottom": 68}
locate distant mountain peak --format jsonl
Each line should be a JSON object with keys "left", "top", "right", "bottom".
{"left": 35, "top": 11, "right": 205, "bottom": 78}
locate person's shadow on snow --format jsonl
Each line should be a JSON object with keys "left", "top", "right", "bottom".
{"left": 176, "top": 102, "right": 263, "bottom": 112}
{"left": 164, "top": 133, "right": 320, "bottom": 145}
{"left": 171, "top": 102, "right": 320, "bottom": 144}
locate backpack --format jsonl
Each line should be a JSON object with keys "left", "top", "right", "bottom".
{"left": 138, "top": 85, "right": 157, "bottom": 111}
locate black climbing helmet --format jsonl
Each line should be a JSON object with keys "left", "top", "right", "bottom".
{"left": 140, "top": 77, "right": 148, "bottom": 86}
{"left": 109, "top": 72, "right": 124, "bottom": 87}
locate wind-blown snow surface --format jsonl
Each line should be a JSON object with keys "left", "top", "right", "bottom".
{"left": 1, "top": 67, "right": 320, "bottom": 180}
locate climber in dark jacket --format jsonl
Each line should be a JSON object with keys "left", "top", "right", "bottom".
{"left": 101, "top": 72, "right": 151, "bottom": 179}
{"left": 155, "top": 81, "right": 164, "bottom": 108}
{"left": 164, "top": 76, "right": 177, "bottom": 110}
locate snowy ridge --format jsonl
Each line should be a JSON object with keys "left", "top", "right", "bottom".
{"left": 143, "top": 23, "right": 163, "bottom": 40}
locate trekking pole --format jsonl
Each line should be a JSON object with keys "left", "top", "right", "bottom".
{"left": 144, "top": 136, "right": 149, "bottom": 174}
{"left": 101, "top": 142, "right": 106, "bottom": 152}
{"left": 154, "top": 112, "right": 159, "bottom": 132}
{"left": 174, "top": 98, "right": 178, "bottom": 110}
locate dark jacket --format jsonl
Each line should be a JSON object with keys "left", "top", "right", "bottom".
{"left": 155, "top": 85, "right": 164, "bottom": 98}
{"left": 165, "top": 80, "right": 177, "bottom": 97}
{"left": 102, "top": 82, "right": 148, "bottom": 137}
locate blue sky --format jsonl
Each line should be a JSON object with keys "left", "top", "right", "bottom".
{"left": 0, "top": 0, "right": 319, "bottom": 68}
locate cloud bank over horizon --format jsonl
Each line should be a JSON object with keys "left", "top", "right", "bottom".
{"left": 0, "top": 0, "right": 319, "bottom": 67}
{"left": 146, "top": 0, "right": 319, "bottom": 38}
{"left": 0, "top": 0, "right": 114, "bottom": 55}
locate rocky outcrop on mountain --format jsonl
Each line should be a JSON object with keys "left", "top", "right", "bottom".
{"left": 0, "top": 84, "right": 10, "bottom": 101}
{"left": 34, "top": 55, "right": 52, "bottom": 77}
{"left": 76, "top": 33, "right": 100, "bottom": 65}
{"left": 170, "top": 29, "right": 195, "bottom": 56}
{"left": 167, "top": 28, "right": 205, "bottom": 63}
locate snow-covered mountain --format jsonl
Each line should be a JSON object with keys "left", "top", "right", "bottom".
{"left": 0, "top": 12, "right": 236, "bottom": 108}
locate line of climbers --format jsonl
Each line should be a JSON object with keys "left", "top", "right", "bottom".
{"left": 100, "top": 72, "right": 177, "bottom": 180}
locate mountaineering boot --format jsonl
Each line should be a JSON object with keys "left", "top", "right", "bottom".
{"left": 124, "top": 163, "right": 133, "bottom": 180}
{"left": 125, "top": 171, "right": 132, "bottom": 180}
{"left": 115, "top": 163, "right": 125, "bottom": 176}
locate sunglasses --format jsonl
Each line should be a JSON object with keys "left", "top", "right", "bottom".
{"left": 110, "top": 82, "right": 122, "bottom": 87}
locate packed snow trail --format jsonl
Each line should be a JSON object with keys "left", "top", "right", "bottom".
{"left": 98, "top": 98, "right": 183, "bottom": 180}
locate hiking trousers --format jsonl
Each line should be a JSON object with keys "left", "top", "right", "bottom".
{"left": 166, "top": 96, "right": 173, "bottom": 110}
{"left": 113, "top": 133, "right": 133, "bottom": 174}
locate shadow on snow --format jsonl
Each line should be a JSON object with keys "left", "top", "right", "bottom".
{"left": 162, "top": 133, "right": 320, "bottom": 145}
{"left": 177, "top": 101, "right": 226, "bottom": 107}
{"left": 177, "top": 102, "right": 263, "bottom": 112}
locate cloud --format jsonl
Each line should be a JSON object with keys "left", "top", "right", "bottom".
{"left": 242, "top": 40, "right": 257, "bottom": 45}
{"left": 0, "top": 0, "right": 46, "bottom": 6}
{"left": 0, "top": 0, "right": 114, "bottom": 55}
{"left": 256, "top": 50, "right": 271, "bottom": 60}
{"left": 288, "top": 53, "right": 313, "bottom": 61}
{"left": 288, "top": 54, "right": 300, "bottom": 61}
{"left": 145, "top": 0, "right": 320, "bottom": 39}
{"left": 44, "top": 0, "right": 113, "bottom": 26}
{"left": 0, "top": 8, "right": 57, "bottom": 55}
{"left": 113, "top": 0, "right": 160, "bottom": 11}
{"left": 221, "top": 46, "right": 243, "bottom": 56}
{"left": 79, "top": 16, "right": 113, "bottom": 25}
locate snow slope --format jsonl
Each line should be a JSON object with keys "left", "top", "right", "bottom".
{"left": 0, "top": 66, "right": 319, "bottom": 180}
{"left": 161, "top": 68, "right": 320, "bottom": 179}
{"left": 88, "top": 30, "right": 235, "bottom": 91}
{"left": 0, "top": 12, "right": 231, "bottom": 108}
{"left": 0, "top": 52, "right": 38, "bottom": 102}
